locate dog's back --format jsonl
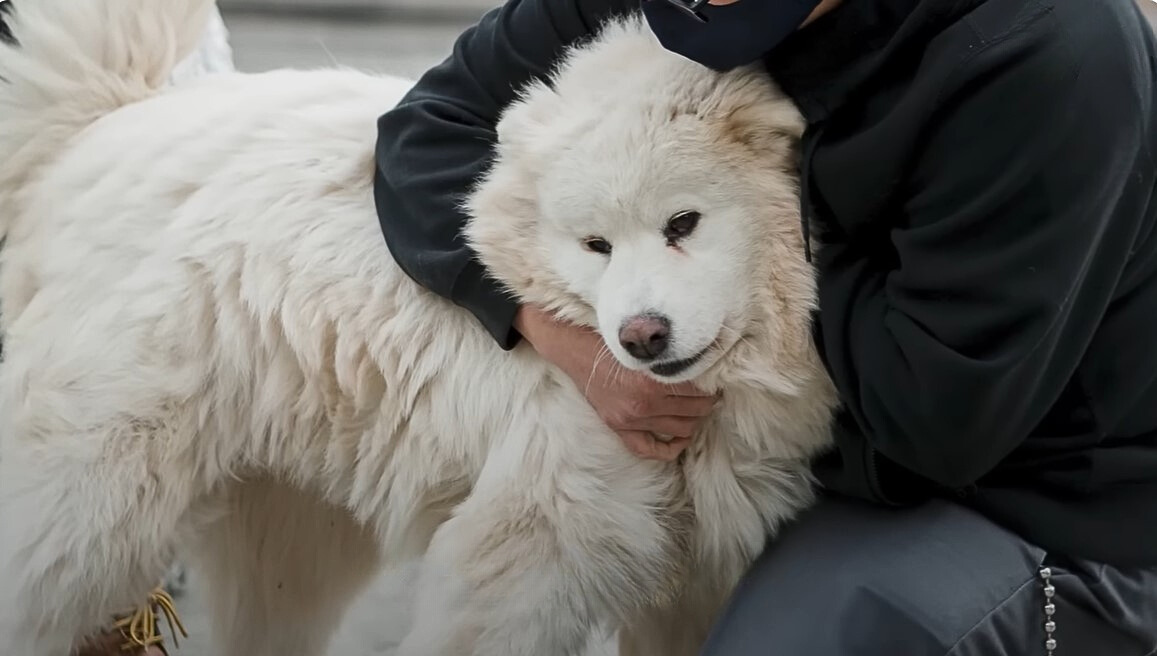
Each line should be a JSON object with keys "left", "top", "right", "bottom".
{"left": 0, "top": 0, "right": 218, "bottom": 240}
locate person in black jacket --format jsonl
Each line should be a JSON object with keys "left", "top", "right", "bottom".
{"left": 376, "top": 0, "right": 1157, "bottom": 652}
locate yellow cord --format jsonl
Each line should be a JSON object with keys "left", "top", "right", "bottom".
{"left": 112, "top": 587, "right": 188, "bottom": 652}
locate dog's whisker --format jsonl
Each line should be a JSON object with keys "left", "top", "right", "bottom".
{"left": 586, "top": 343, "right": 616, "bottom": 397}
{"left": 716, "top": 323, "right": 755, "bottom": 352}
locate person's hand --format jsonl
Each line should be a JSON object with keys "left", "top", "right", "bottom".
{"left": 514, "top": 305, "right": 718, "bottom": 461}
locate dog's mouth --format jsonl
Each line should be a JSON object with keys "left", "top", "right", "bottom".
{"left": 649, "top": 342, "right": 715, "bottom": 378}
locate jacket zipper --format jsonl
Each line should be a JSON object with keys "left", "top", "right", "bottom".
{"left": 865, "top": 444, "right": 888, "bottom": 502}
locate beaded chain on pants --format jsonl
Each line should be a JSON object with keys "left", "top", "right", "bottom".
{"left": 1040, "top": 567, "right": 1058, "bottom": 655}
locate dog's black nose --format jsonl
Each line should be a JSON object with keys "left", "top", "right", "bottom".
{"left": 619, "top": 314, "right": 671, "bottom": 361}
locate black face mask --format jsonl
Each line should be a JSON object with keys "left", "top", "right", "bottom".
{"left": 642, "top": 0, "right": 823, "bottom": 71}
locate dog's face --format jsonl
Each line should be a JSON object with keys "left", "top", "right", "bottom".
{"left": 466, "top": 18, "right": 815, "bottom": 386}
{"left": 531, "top": 111, "right": 783, "bottom": 381}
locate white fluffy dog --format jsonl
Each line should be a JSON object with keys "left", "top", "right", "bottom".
{"left": 0, "top": 1, "right": 837, "bottom": 654}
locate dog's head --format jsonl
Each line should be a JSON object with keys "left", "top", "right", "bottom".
{"left": 465, "top": 16, "right": 819, "bottom": 392}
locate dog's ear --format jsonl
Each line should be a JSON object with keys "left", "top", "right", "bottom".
{"left": 494, "top": 79, "right": 569, "bottom": 168}
{"left": 465, "top": 78, "right": 564, "bottom": 255}
{"left": 719, "top": 101, "right": 806, "bottom": 174}
{"left": 460, "top": 86, "right": 557, "bottom": 306}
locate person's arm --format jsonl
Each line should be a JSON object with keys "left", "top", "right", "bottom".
{"left": 373, "top": 0, "right": 634, "bottom": 350}
{"left": 374, "top": 0, "right": 716, "bottom": 463}
{"left": 814, "top": 11, "right": 1152, "bottom": 492}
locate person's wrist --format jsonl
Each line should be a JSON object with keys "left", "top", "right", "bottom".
{"left": 513, "top": 305, "right": 567, "bottom": 363}
{"left": 513, "top": 305, "right": 547, "bottom": 351}
{"left": 514, "top": 305, "right": 589, "bottom": 377}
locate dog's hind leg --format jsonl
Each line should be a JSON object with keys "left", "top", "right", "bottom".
{"left": 191, "top": 477, "right": 382, "bottom": 656}
{"left": 0, "top": 429, "right": 207, "bottom": 655}
{"left": 396, "top": 402, "right": 692, "bottom": 656}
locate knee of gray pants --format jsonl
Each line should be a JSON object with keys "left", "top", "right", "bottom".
{"left": 699, "top": 496, "right": 1157, "bottom": 656}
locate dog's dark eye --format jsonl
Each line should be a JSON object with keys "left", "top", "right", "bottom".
{"left": 582, "top": 237, "right": 613, "bottom": 255}
{"left": 664, "top": 211, "right": 700, "bottom": 243}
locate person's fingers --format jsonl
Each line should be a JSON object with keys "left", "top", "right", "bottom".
{"left": 650, "top": 379, "right": 715, "bottom": 398}
{"left": 639, "top": 378, "right": 718, "bottom": 404}
{"left": 645, "top": 435, "right": 692, "bottom": 461}
{"left": 644, "top": 393, "right": 719, "bottom": 419}
{"left": 618, "top": 431, "right": 691, "bottom": 462}
{"left": 622, "top": 415, "right": 701, "bottom": 438}
{"left": 618, "top": 430, "right": 656, "bottom": 458}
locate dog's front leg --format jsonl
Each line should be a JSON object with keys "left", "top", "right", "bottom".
{"left": 396, "top": 405, "right": 691, "bottom": 656}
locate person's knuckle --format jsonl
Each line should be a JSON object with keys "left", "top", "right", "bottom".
{"left": 621, "top": 407, "right": 642, "bottom": 427}
{"left": 627, "top": 396, "right": 650, "bottom": 417}
{"left": 598, "top": 405, "right": 624, "bottom": 427}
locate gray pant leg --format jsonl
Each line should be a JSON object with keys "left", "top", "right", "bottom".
{"left": 700, "top": 496, "right": 1157, "bottom": 656}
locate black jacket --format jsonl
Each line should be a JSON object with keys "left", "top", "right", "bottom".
{"left": 375, "top": 0, "right": 1157, "bottom": 568}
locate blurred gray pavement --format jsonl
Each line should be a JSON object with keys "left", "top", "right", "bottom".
{"left": 219, "top": 6, "right": 480, "bottom": 78}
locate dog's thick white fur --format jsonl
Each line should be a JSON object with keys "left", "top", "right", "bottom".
{"left": 0, "top": 1, "right": 838, "bottom": 654}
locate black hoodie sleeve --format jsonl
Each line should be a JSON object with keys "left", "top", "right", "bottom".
{"left": 813, "top": 13, "right": 1148, "bottom": 492}
{"left": 373, "top": 0, "right": 633, "bottom": 350}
